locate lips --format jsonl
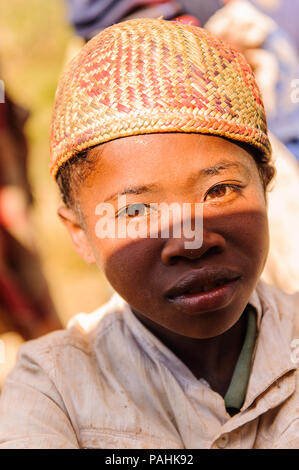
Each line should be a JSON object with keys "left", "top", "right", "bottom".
{"left": 163, "top": 267, "right": 241, "bottom": 314}
{"left": 164, "top": 266, "right": 241, "bottom": 299}
{"left": 180, "top": 278, "right": 230, "bottom": 294}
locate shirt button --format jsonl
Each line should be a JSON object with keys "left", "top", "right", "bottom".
{"left": 216, "top": 434, "right": 229, "bottom": 448}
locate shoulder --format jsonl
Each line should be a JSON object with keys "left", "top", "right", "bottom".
{"left": 11, "top": 292, "right": 127, "bottom": 379}
{"left": 256, "top": 279, "right": 299, "bottom": 339}
{"left": 257, "top": 279, "right": 299, "bottom": 315}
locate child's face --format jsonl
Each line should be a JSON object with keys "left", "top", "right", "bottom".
{"left": 60, "top": 133, "right": 269, "bottom": 339}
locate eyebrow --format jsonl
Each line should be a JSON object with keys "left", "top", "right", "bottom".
{"left": 187, "top": 161, "right": 249, "bottom": 184}
{"left": 104, "top": 184, "right": 160, "bottom": 202}
{"left": 104, "top": 160, "right": 249, "bottom": 202}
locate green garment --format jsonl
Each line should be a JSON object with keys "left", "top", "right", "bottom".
{"left": 224, "top": 304, "right": 258, "bottom": 416}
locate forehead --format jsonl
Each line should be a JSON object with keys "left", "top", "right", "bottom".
{"left": 88, "top": 133, "right": 257, "bottom": 187}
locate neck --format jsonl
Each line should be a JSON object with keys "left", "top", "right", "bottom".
{"left": 131, "top": 308, "right": 247, "bottom": 397}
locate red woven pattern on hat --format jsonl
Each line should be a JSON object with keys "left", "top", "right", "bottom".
{"left": 50, "top": 17, "right": 271, "bottom": 177}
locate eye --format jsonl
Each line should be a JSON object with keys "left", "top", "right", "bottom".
{"left": 204, "top": 183, "right": 243, "bottom": 202}
{"left": 117, "top": 203, "right": 154, "bottom": 218}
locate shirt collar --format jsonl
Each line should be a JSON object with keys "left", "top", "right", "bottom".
{"left": 224, "top": 304, "right": 257, "bottom": 413}
{"left": 247, "top": 283, "right": 263, "bottom": 330}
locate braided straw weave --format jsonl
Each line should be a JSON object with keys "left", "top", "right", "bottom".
{"left": 50, "top": 17, "right": 271, "bottom": 177}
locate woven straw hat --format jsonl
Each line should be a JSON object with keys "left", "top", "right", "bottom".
{"left": 50, "top": 17, "right": 271, "bottom": 178}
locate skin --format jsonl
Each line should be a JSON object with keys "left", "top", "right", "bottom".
{"left": 58, "top": 133, "right": 269, "bottom": 396}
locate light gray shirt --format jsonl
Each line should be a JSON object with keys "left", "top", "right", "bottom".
{"left": 0, "top": 278, "right": 298, "bottom": 448}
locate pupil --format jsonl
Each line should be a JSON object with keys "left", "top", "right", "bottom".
{"left": 215, "top": 186, "right": 225, "bottom": 196}
{"left": 127, "top": 204, "right": 144, "bottom": 216}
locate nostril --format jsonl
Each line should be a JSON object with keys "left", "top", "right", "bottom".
{"left": 199, "top": 245, "right": 223, "bottom": 260}
{"left": 168, "top": 255, "right": 181, "bottom": 265}
{"left": 161, "top": 233, "right": 226, "bottom": 265}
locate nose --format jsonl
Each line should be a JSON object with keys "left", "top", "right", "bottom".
{"left": 161, "top": 228, "right": 226, "bottom": 265}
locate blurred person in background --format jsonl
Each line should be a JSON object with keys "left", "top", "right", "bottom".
{"left": 0, "top": 79, "right": 62, "bottom": 388}
{"left": 249, "top": 0, "right": 299, "bottom": 54}
{"left": 205, "top": 0, "right": 299, "bottom": 160}
{"left": 65, "top": 0, "right": 202, "bottom": 41}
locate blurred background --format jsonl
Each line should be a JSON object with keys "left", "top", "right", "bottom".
{"left": 0, "top": 0, "right": 299, "bottom": 386}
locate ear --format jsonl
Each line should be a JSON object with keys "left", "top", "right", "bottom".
{"left": 57, "top": 206, "right": 96, "bottom": 264}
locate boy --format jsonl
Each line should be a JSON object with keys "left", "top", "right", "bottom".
{"left": 0, "top": 17, "right": 298, "bottom": 449}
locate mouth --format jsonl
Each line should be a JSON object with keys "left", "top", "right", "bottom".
{"left": 164, "top": 268, "right": 241, "bottom": 314}
{"left": 174, "top": 278, "right": 235, "bottom": 295}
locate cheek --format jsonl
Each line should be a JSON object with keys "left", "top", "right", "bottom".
{"left": 225, "top": 207, "right": 269, "bottom": 273}
{"left": 86, "top": 207, "right": 159, "bottom": 288}
{"left": 93, "top": 236, "right": 160, "bottom": 297}
{"left": 218, "top": 181, "right": 269, "bottom": 257}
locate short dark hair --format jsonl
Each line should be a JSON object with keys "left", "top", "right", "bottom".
{"left": 56, "top": 145, "right": 102, "bottom": 211}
